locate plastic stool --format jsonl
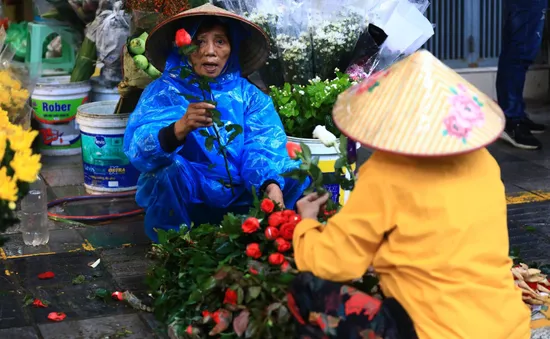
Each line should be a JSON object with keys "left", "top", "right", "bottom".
{"left": 26, "top": 22, "right": 76, "bottom": 74}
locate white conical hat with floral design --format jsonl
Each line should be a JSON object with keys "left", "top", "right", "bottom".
{"left": 332, "top": 50, "right": 505, "bottom": 157}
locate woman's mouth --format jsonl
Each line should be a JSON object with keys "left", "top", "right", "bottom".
{"left": 202, "top": 63, "right": 219, "bottom": 73}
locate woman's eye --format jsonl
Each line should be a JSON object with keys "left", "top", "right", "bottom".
{"left": 216, "top": 39, "right": 225, "bottom": 45}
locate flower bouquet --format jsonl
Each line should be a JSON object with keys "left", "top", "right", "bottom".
{"left": 146, "top": 137, "right": 372, "bottom": 338}
{"left": 0, "top": 108, "right": 42, "bottom": 245}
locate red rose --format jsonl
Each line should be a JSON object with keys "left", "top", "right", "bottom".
{"left": 279, "top": 223, "right": 296, "bottom": 240}
{"left": 202, "top": 310, "right": 210, "bottom": 318}
{"left": 245, "top": 243, "right": 262, "bottom": 259}
{"left": 261, "top": 199, "right": 275, "bottom": 214}
{"left": 290, "top": 214, "right": 302, "bottom": 224}
{"left": 242, "top": 217, "right": 260, "bottom": 233}
{"left": 264, "top": 227, "right": 279, "bottom": 240}
{"left": 223, "top": 288, "right": 238, "bottom": 305}
{"left": 281, "top": 261, "right": 291, "bottom": 273}
{"left": 275, "top": 238, "right": 291, "bottom": 253}
{"left": 32, "top": 299, "right": 47, "bottom": 308}
{"left": 212, "top": 310, "right": 221, "bottom": 324}
{"left": 282, "top": 210, "right": 296, "bottom": 221}
{"left": 186, "top": 325, "right": 193, "bottom": 334}
{"left": 268, "top": 211, "right": 285, "bottom": 228}
{"left": 249, "top": 266, "right": 259, "bottom": 275}
{"left": 47, "top": 312, "right": 66, "bottom": 322}
{"left": 268, "top": 253, "right": 285, "bottom": 265}
{"left": 286, "top": 142, "right": 301, "bottom": 159}
{"left": 175, "top": 28, "right": 192, "bottom": 47}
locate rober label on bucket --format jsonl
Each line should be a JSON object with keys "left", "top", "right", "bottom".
{"left": 31, "top": 77, "right": 91, "bottom": 156}
{"left": 33, "top": 97, "right": 87, "bottom": 152}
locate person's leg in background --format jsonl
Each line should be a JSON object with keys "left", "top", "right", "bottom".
{"left": 496, "top": 0, "right": 547, "bottom": 150}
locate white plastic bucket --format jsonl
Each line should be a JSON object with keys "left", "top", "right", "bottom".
{"left": 288, "top": 136, "right": 356, "bottom": 205}
{"left": 76, "top": 101, "right": 139, "bottom": 195}
{"left": 90, "top": 78, "right": 120, "bottom": 102}
{"left": 32, "top": 76, "right": 91, "bottom": 156}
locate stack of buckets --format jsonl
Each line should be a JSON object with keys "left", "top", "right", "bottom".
{"left": 32, "top": 76, "right": 138, "bottom": 195}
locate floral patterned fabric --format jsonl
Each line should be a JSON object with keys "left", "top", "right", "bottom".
{"left": 288, "top": 273, "right": 418, "bottom": 339}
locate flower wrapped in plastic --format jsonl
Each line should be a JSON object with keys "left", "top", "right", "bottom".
{"left": 0, "top": 107, "right": 42, "bottom": 243}
{"left": 0, "top": 34, "right": 38, "bottom": 129}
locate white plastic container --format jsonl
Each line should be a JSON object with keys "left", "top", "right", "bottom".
{"left": 287, "top": 136, "right": 356, "bottom": 205}
{"left": 90, "top": 77, "right": 120, "bottom": 102}
{"left": 31, "top": 76, "right": 91, "bottom": 156}
{"left": 76, "top": 101, "right": 139, "bottom": 194}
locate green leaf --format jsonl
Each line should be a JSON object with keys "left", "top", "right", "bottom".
{"left": 187, "top": 290, "right": 202, "bottom": 303}
{"left": 309, "top": 165, "right": 324, "bottom": 187}
{"left": 156, "top": 229, "right": 169, "bottom": 244}
{"left": 226, "top": 124, "right": 243, "bottom": 144}
{"left": 201, "top": 276, "right": 217, "bottom": 291}
{"left": 248, "top": 286, "right": 261, "bottom": 300}
{"left": 339, "top": 135, "right": 348, "bottom": 155}
{"left": 179, "top": 44, "right": 198, "bottom": 55}
{"left": 23, "top": 295, "right": 34, "bottom": 307}
{"left": 334, "top": 157, "right": 346, "bottom": 170}
{"left": 179, "top": 67, "right": 192, "bottom": 79}
{"left": 299, "top": 142, "right": 312, "bottom": 160}
{"left": 199, "top": 129, "right": 210, "bottom": 137}
{"left": 72, "top": 274, "right": 86, "bottom": 285}
{"left": 205, "top": 136, "right": 215, "bottom": 151}
{"left": 237, "top": 287, "right": 244, "bottom": 304}
{"left": 179, "top": 93, "right": 201, "bottom": 102}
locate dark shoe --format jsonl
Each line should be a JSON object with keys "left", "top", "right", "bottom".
{"left": 501, "top": 120, "right": 542, "bottom": 150}
{"left": 522, "top": 117, "right": 545, "bottom": 134}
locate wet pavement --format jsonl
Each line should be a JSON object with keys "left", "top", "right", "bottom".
{"left": 2, "top": 103, "right": 550, "bottom": 337}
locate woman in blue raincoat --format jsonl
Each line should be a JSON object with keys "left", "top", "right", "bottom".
{"left": 123, "top": 4, "right": 309, "bottom": 241}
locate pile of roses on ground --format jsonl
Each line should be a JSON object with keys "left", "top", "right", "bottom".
{"left": 147, "top": 196, "right": 307, "bottom": 338}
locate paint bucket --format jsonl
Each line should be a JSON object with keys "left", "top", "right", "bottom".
{"left": 90, "top": 77, "right": 120, "bottom": 102}
{"left": 31, "top": 76, "right": 91, "bottom": 156}
{"left": 287, "top": 136, "right": 356, "bottom": 205}
{"left": 76, "top": 101, "right": 139, "bottom": 194}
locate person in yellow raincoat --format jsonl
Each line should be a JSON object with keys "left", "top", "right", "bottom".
{"left": 288, "top": 50, "right": 531, "bottom": 339}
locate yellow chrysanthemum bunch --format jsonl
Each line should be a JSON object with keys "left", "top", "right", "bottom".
{"left": 0, "top": 108, "right": 41, "bottom": 203}
{"left": 0, "top": 69, "right": 31, "bottom": 122}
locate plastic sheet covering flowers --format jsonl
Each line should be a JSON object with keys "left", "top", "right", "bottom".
{"left": 0, "top": 108, "right": 42, "bottom": 244}
{"left": 216, "top": 0, "right": 434, "bottom": 87}
{"left": 0, "top": 27, "right": 38, "bottom": 129}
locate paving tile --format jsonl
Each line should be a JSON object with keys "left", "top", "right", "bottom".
{"left": 0, "top": 326, "right": 40, "bottom": 338}
{"left": 100, "top": 246, "right": 152, "bottom": 295}
{"left": 139, "top": 313, "right": 169, "bottom": 339}
{"left": 10, "top": 252, "right": 134, "bottom": 323}
{"left": 0, "top": 291, "right": 30, "bottom": 329}
{"left": 1, "top": 229, "right": 85, "bottom": 258}
{"left": 79, "top": 222, "right": 150, "bottom": 249}
{"left": 508, "top": 201, "right": 550, "bottom": 264}
{"left": 38, "top": 313, "right": 154, "bottom": 339}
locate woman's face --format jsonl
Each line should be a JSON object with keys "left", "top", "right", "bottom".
{"left": 189, "top": 25, "right": 231, "bottom": 78}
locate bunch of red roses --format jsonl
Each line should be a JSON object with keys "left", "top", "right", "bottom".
{"left": 242, "top": 198, "right": 301, "bottom": 274}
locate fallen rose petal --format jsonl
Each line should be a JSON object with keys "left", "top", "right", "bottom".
{"left": 111, "top": 291, "right": 124, "bottom": 301}
{"left": 47, "top": 312, "right": 66, "bottom": 322}
{"left": 32, "top": 299, "right": 47, "bottom": 308}
{"left": 88, "top": 259, "right": 101, "bottom": 268}
{"left": 38, "top": 271, "right": 55, "bottom": 280}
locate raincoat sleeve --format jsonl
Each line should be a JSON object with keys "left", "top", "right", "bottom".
{"left": 240, "top": 83, "right": 290, "bottom": 194}
{"left": 123, "top": 77, "right": 189, "bottom": 173}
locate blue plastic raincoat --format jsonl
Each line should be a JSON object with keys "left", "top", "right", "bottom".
{"left": 123, "top": 20, "right": 309, "bottom": 242}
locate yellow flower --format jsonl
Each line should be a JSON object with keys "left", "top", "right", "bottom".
{"left": 0, "top": 134, "right": 6, "bottom": 160}
{"left": 10, "top": 149, "right": 41, "bottom": 183}
{"left": 7, "top": 126, "right": 38, "bottom": 152}
{"left": 0, "top": 166, "right": 18, "bottom": 202}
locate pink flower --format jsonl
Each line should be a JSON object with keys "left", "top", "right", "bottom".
{"left": 448, "top": 94, "right": 484, "bottom": 127}
{"left": 443, "top": 114, "right": 471, "bottom": 139}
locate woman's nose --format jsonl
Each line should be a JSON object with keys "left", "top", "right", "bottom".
{"left": 204, "top": 41, "right": 216, "bottom": 55}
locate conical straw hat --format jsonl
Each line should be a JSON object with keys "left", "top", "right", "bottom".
{"left": 147, "top": 3, "right": 269, "bottom": 77}
{"left": 333, "top": 50, "right": 505, "bottom": 157}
